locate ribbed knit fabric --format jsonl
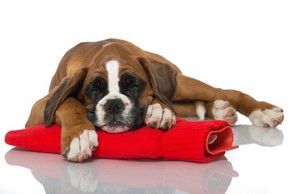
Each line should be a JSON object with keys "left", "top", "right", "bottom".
{"left": 5, "top": 118, "right": 238, "bottom": 163}
{"left": 162, "top": 119, "right": 237, "bottom": 162}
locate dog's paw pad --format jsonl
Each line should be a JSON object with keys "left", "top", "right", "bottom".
{"left": 249, "top": 107, "right": 284, "bottom": 128}
{"left": 145, "top": 103, "right": 176, "bottom": 130}
{"left": 212, "top": 100, "right": 238, "bottom": 125}
{"left": 66, "top": 130, "right": 98, "bottom": 162}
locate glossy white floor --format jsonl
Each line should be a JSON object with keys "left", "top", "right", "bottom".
{"left": 1, "top": 1, "right": 289, "bottom": 193}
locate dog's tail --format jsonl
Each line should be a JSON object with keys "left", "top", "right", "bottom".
{"left": 195, "top": 101, "right": 206, "bottom": 120}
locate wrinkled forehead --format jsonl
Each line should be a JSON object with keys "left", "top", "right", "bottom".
{"left": 105, "top": 58, "right": 147, "bottom": 87}
{"left": 90, "top": 56, "right": 146, "bottom": 81}
{"left": 92, "top": 43, "right": 144, "bottom": 72}
{"left": 84, "top": 58, "right": 146, "bottom": 90}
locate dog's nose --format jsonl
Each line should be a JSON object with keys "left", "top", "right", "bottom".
{"left": 104, "top": 99, "right": 125, "bottom": 114}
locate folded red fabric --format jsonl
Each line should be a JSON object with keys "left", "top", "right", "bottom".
{"left": 5, "top": 118, "right": 238, "bottom": 163}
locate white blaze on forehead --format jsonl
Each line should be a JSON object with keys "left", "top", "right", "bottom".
{"left": 106, "top": 60, "right": 120, "bottom": 94}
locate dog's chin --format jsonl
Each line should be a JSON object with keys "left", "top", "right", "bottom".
{"left": 101, "top": 121, "right": 131, "bottom": 133}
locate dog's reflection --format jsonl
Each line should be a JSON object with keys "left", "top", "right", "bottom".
{"left": 6, "top": 150, "right": 237, "bottom": 194}
{"left": 232, "top": 125, "right": 283, "bottom": 146}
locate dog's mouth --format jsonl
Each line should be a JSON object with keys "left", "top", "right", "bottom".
{"left": 105, "top": 120, "right": 125, "bottom": 127}
{"left": 100, "top": 120, "right": 130, "bottom": 133}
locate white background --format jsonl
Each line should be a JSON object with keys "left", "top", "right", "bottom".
{"left": 0, "top": 0, "right": 289, "bottom": 193}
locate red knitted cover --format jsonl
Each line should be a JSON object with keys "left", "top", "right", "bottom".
{"left": 5, "top": 118, "right": 238, "bottom": 163}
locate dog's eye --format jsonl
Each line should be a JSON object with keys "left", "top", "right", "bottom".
{"left": 120, "top": 73, "right": 145, "bottom": 95}
{"left": 124, "top": 75, "right": 139, "bottom": 89}
{"left": 85, "top": 77, "right": 107, "bottom": 96}
{"left": 91, "top": 80, "right": 102, "bottom": 91}
{"left": 128, "top": 84, "right": 139, "bottom": 90}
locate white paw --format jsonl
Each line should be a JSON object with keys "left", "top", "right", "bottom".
{"left": 66, "top": 130, "right": 98, "bottom": 162}
{"left": 249, "top": 107, "right": 284, "bottom": 128}
{"left": 145, "top": 103, "right": 176, "bottom": 130}
{"left": 212, "top": 100, "right": 238, "bottom": 125}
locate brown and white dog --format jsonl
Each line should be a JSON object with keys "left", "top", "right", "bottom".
{"left": 26, "top": 38, "right": 284, "bottom": 162}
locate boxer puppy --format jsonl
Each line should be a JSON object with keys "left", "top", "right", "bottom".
{"left": 26, "top": 38, "right": 284, "bottom": 162}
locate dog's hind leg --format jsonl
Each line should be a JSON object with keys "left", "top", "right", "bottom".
{"left": 173, "top": 73, "right": 284, "bottom": 128}
{"left": 173, "top": 101, "right": 206, "bottom": 120}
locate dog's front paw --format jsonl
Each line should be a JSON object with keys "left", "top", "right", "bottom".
{"left": 249, "top": 107, "right": 284, "bottom": 128}
{"left": 212, "top": 100, "right": 238, "bottom": 125}
{"left": 62, "top": 130, "right": 98, "bottom": 162}
{"left": 145, "top": 103, "right": 176, "bottom": 130}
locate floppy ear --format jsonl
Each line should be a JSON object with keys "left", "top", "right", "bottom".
{"left": 138, "top": 57, "right": 177, "bottom": 113}
{"left": 44, "top": 68, "right": 87, "bottom": 127}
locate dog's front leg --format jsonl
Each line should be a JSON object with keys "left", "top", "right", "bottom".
{"left": 55, "top": 97, "right": 98, "bottom": 162}
{"left": 144, "top": 99, "right": 176, "bottom": 130}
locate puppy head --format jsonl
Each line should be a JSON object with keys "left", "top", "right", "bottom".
{"left": 84, "top": 59, "right": 148, "bottom": 133}
{"left": 44, "top": 43, "right": 177, "bottom": 133}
